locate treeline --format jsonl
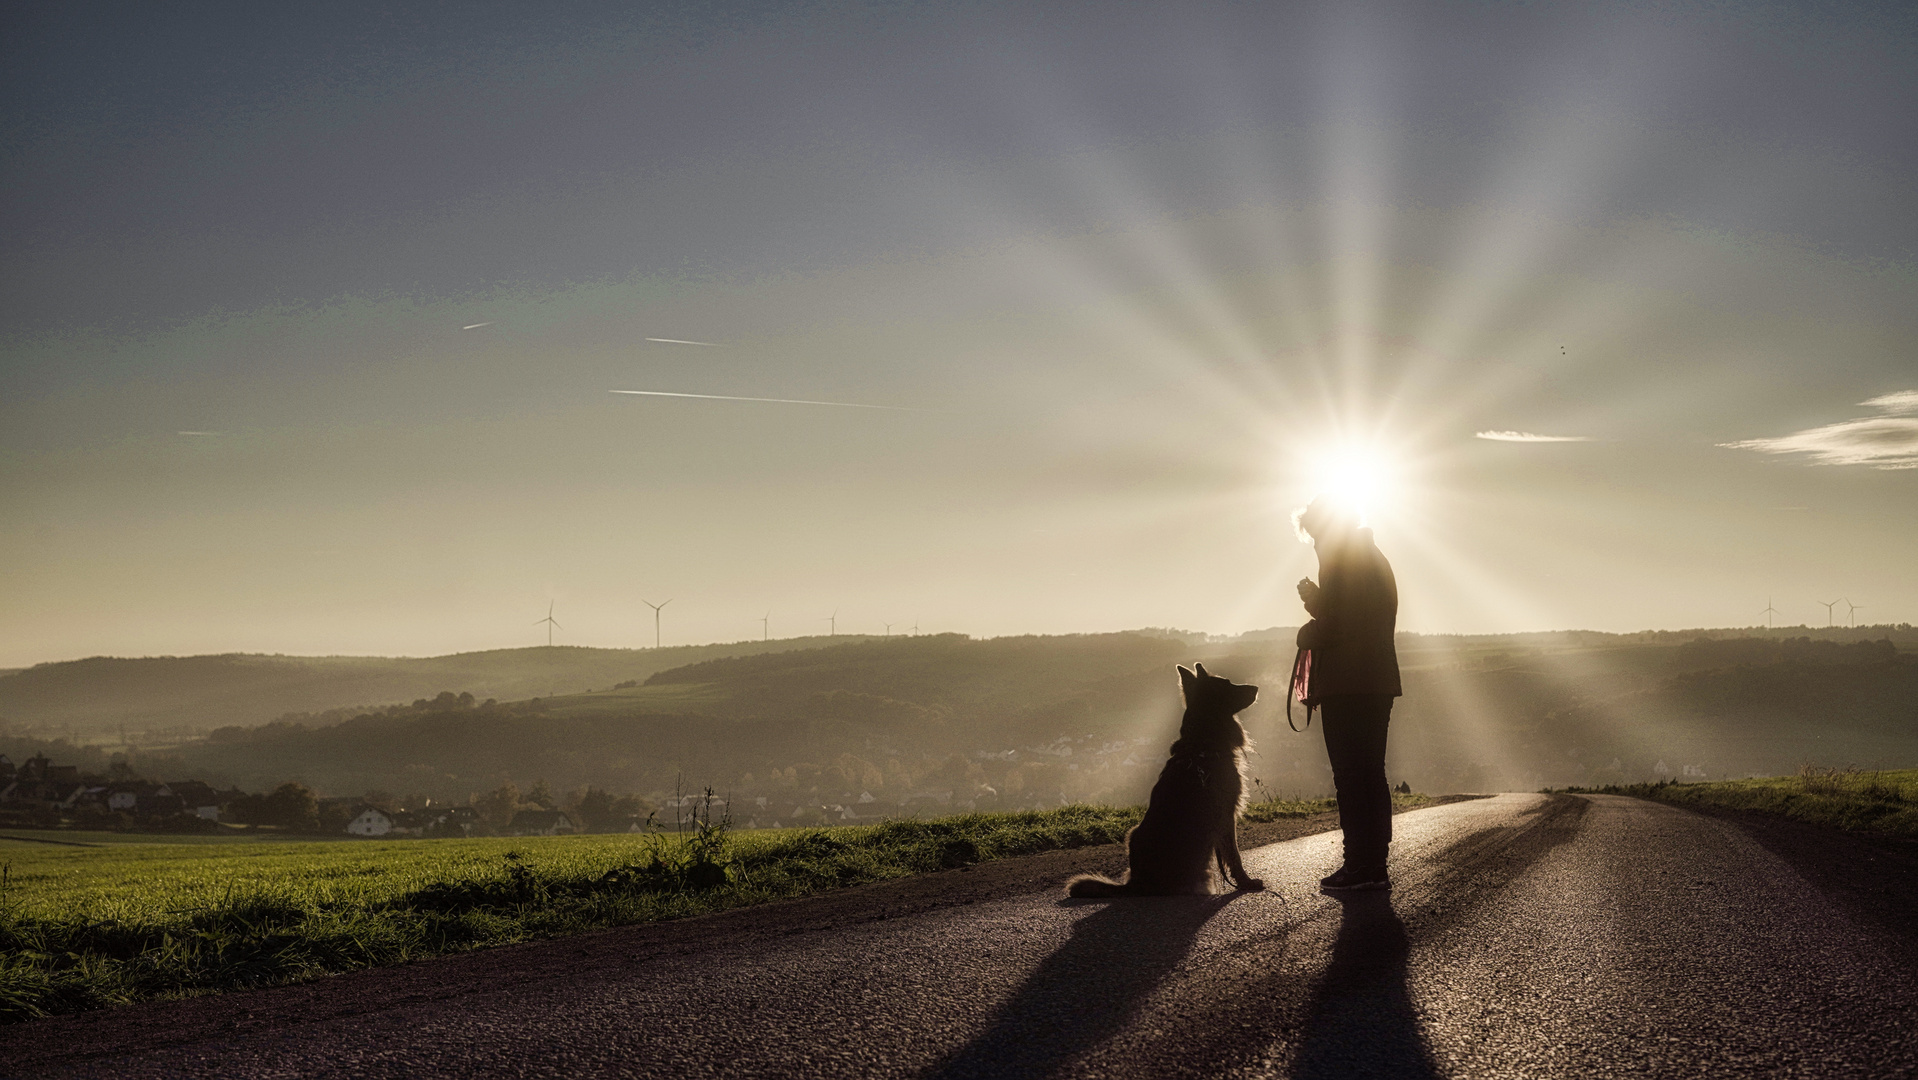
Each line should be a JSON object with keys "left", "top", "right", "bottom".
{"left": 1670, "top": 636, "right": 1900, "bottom": 671}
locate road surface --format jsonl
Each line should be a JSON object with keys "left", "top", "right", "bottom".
{"left": 16, "top": 794, "right": 1918, "bottom": 1078}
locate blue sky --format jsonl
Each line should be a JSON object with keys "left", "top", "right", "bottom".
{"left": 2, "top": 0, "right": 1914, "bottom": 664}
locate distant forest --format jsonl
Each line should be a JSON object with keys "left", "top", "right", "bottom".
{"left": 2, "top": 627, "right": 1912, "bottom": 823}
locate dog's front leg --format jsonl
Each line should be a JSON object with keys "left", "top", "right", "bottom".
{"left": 1219, "top": 823, "right": 1265, "bottom": 891}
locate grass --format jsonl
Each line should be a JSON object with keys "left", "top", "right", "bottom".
{"left": 1562, "top": 766, "right": 1918, "bottom": 838}
{"left": 0, "top": 829, "right": 341, "bottom": 847}
{"left": 1239, "top": 788, "right": 1433, "bottom": 824}
{"left": 0, "top": 803, "right": 1144, "bottom": 1023}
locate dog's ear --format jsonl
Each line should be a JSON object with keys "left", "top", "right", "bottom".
{"left": 1177, "top": 664, "right": 1197, "bottom": 688}
{"left": 1194, "top": 662, "right": 1210, "bottom": 679}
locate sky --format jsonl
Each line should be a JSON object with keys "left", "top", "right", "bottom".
{"left": 2, "top": 0, "right": 1915, "bottom": 667}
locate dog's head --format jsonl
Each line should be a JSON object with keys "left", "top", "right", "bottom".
{"left": 1176, "top": 663, "right": 1259, "bottom": 748}
{"left": 1178, "top": 662, "right": 1259, "bottom": 713}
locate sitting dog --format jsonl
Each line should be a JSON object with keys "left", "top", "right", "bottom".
{"left": 1067, "top": 663, "right": 1266, "bottom": 897}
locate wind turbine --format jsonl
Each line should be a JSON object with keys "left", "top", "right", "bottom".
{"left": 1845, "top": 598, "right": 1864, "bottom": 627}
{"left": 1760, "top": 597, "right": 1780, "bottom": 630}
{"left": 642, "top": 598, "right": 672, "bottom": 649}
{"left": 534, "top": 601, "right": 561, "bottom": 647}
{"left": 1819, "top": 599, "right": 1840, "bottom": 627}
{"left": 911, "top": 621, "right": 920, "bottom": 635}
{"left": 759, "top": 610, "right": 771, "bottom": 641}
{"left": 822, "top": 610, "right": 837, "bottom": 637}
{"left": 884, "top": 622, "right": 894, "bottom": 637}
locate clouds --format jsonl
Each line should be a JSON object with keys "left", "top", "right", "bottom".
{"left": 1475, "top": 431, "right": 1592, "bottom": 443}
{"left": 1862, "top": 390, "right": 1918, "bottom": 415}
{"left": 1720, "top": 391, "right": 1918, "bottom": 470}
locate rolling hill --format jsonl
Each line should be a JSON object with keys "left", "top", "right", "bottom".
{"left": 6, "top": 627, "right": 1911, "bottom": 824}
{"left": 0, "top": 636, "right": 880, "bottom": 738}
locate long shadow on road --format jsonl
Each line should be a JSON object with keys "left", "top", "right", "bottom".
{"left": 1290, "top": 892, "right": 1439, "bottom": 1080}
{"left": 924, "top": 894, "right": 1237, "bottom": 1080}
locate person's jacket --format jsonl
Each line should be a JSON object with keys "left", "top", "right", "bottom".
{"left": 1297, "top": 528, "right": 1402, "bottom": 698}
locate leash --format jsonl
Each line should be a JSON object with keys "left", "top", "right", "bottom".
{"left": 1287, "top": 647, "right": 1318, "bottom": 733}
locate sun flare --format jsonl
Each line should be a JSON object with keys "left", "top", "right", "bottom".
{"left": 1302, "top": 441, "right": 1404, "bottom": 525}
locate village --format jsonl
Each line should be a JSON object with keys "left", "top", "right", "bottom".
{"left": 1, "top": 751, "right": 573, "bottom": 838}
{"left": 0, "top": 731, "right": 1170, "bottom": 841}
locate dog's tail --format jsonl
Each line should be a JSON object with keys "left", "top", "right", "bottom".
{"left": 1065, "top": 873, "right": 1134, "bottom": 898}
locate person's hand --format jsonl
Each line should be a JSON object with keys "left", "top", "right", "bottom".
{"left": 1297, "top": 577, "right": 1322, "bottom": 612}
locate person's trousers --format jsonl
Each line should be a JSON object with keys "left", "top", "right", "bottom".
{"left": 1320, "top": 694, "right": 1395, "bottom": 867}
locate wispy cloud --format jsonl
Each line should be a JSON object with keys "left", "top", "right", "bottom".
{"left": 610, "top": 390, "right": 921, "bottom": 411}
{"left": 1475, "top": 430, "right": 1592, "bottom": 443}
{"left": 645, "top": 337, "right": 723, "bottom": 347}
{"left": 1862, "top": 390, "right": 1918, "bottom": 415}
{"left": 1720, "top": 390, "right": 1918, "bottom": 470}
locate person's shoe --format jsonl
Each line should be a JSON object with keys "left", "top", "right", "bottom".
{"left": 1318, "top": 864, "right": 1390, "bottom": 892}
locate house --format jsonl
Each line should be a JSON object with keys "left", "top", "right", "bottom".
{"left": 429, "top": 806, "right": 480, "bottom": 836}
{"left": 506, "top": 809, "right": 577, "bottom": 836}
{"left": 105, "top": 782, "right": 185, "bottom": 817}
{"left": 164, "top": 780, "right": 225, "bottom": 821}
{"left": 346, "top": 806, "right": 397, "bottom": 836}
{"left": 1, "top": 760, "right": 91, "bottom": 811}
{"left": 13, "top": 754, "right": 77, "bottom": 787}
{"left": 386, "top": 810, "right": 433, "bottom": 837}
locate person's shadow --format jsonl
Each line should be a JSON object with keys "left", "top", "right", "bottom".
{"left": 924, "top": 894, "right": 1237, "bottom": 1080}
{"left": 1290, "top": 891, "right": 1439, "bottom": 1079}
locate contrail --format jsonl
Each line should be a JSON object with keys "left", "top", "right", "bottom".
{"left": 610, "top": 390, "right": 921, "bottom": 411}
{"left": 1475, "top": 430, "right": 1591, "bottom": 443}
{"left": 645, "top": 337, "right": 724, "bottom": 347}
{"left": 462, "top": 322, "right": 494, "bottom": 330}
{"left": 177, "top": 431, "right": 220, "bottom": 436}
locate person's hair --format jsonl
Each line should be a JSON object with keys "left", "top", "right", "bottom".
{"left": 1291, "top": 494, "right": 1361, "bottom": 543}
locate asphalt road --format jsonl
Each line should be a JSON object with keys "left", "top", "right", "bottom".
{"left": 16, "top": 794, "right": 1918, "bottom": 1079}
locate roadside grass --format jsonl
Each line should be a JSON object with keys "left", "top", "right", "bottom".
{"left": 1561, "top": 766, "right": 1918, "bottom": 838}
{"left": 0, "top": 803, "right": 1144, "bottom": 1023}
{"left": 1239, "top": 787, "right": 1433, "bottom": 824}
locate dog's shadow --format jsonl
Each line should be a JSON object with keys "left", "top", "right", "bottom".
{"left": 924, "top": 893, "right": 1237, "bottom": 1080}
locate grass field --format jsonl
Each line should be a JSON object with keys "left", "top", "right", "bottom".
{"left": 0, "top": 789, "right": 1371, "bottom": 1024}
{"left": 1563, "top": 767, "right": 1918, "bottom": 838}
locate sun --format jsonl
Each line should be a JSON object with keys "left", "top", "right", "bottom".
{"left": 1302, "top": 441, "right": 1402, "bottom": 524}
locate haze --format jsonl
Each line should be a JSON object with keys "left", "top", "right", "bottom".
{"left": 3, "top": 0, "right": 1914, "bottom": 668}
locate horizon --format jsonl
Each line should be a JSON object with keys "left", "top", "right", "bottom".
{"left": 6, "top": 618, "right": 1913, "bottom": 673}
{"left": 5, "top": 1, "right": 1914, "bottom": 670}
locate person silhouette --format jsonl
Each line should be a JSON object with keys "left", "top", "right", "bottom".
{"left": 1293, "top": 493, "right": 1402, "bottom": 891}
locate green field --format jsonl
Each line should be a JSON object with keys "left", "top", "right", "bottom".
{"left": 1, "top": 831, "right": 679, "bottom": 922}
{"left": 1563, "top": 767, "right": 1918, "bottom": 838}
{"left": 0, "top": 806, "right": 1142, "bottom": 1022}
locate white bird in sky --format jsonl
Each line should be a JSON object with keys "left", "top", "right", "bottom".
{"left": 609, "top": 390, "right": 922, "bottom": 411}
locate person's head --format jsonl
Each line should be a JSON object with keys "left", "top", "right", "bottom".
{"left": 1291, "top": 494, "right": 1363, "bottom": 546}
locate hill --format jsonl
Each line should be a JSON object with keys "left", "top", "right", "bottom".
{"left": 10, "top": 626, "right": 1909, "bottom": 827}
{"left": 0, "top": 637, "right": 880, "bottom": 739}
